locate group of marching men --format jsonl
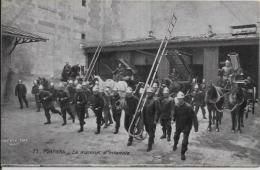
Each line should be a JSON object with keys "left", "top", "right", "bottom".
{"left": 28, "top": 75, "right": 209, "bottom": 161}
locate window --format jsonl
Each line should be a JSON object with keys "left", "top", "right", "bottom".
{"left": 82, "top": 0, "right": 86, "bottom": 7}
{"left": 81, "top": 33, "right": 85, "bottom": 40}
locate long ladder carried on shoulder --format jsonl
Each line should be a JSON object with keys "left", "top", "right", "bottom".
{"left": 85, "top": 41, "right": 103, "bottom": 82}
{"left": 128, "top": 12, "right": 177, "bottom": 140}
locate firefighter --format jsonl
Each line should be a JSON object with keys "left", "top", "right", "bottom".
{"left": 15, "top": 80, "right": 29, "bottom": 109}
{"left": 56, "top": 83, "right": 75, "bottom": 126}
{"left": 159, "top": 87, "right": 175, "bottom": 142}
{"left": 82, "top": 81, "right": 91, "bottom": 118}
{"left": 111, "top": 87, "right": 122, "bottom": 134}
{"left": 73, "top": 84, "right": 87, "bottom": 132}
{"left": 191, "top": 84, "right": 207, "bottom": 119}
{"left": 67, "top": 80, "right": 76, "bottom": 119}
{"left": 124, "top": 87, "right": 139, "bottom": 146}
{"left": 39, "top": 85, "right": 62, "bottom": 124}
{"left": 143, "top": 87, "right": 159, "bottom": 152}
{"left": 31, "top": 80, "right": 41, "bottom": 112}
{"left": 173, "top": 91, "right": 199, "bottom": 161}
{"left": 92, "top": 86, "right": 104, "bottom": 134}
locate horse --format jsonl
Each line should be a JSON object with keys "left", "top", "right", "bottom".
{"left": 228, "top": 83, "right": 247, "bottom": 133}
{"left": 205, "top": 84, "right": 225, "bottom": 132}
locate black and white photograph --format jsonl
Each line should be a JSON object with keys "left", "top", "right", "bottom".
{"left": 1, "top": 0, "right": 260, "bottom": 167}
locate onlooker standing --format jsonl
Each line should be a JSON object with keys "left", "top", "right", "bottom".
{"left": 15, "top": 80, "right": 29, "bottom": 109}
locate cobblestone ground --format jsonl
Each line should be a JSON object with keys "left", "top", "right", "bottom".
{"left": 1, "top": 101, "right": 260, "bottom": 167}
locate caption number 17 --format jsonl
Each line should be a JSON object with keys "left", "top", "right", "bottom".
{"left": 33, "top": 149, "right": 39, "bottom": 154}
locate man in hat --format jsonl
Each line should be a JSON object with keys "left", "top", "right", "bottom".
{"left": 72, "top": 84, "right": 87, "bottom": 132}
{"left": 92, "top": 86, "right": 104, "bottom": 134}
{"left": 67, "top": 80, "right": 77, "bottom": 119}
{"left": 39, "top": 85, "right": 62, "bottom": 124}
{"left": 31, "top": 80, "right": 41, "bottom": 112}
{"left": 111, "top": 87, "right": 122, "bottom": 134}
{"left": 56, "top": 83, "right": 75, "bottom": 126}
{"left": 191, "top": 84, "right": 206, "bottom": 119}
{"left": 173, "top": 91, "right": 199, "bottom": 161}
{"left": 221, "top": 60, "right": 234, "bottom": 81}
{"left": 15, "top": 80, "right": 29, "bottom": 109}
{"left": 143, "top": 87, "right": 160, "bottom": 152}
{"left": 200, "top": 78, "right": 207, "bottom": 92}
{"left": 159, "top": 87, "right": 175, "bottom": 142}
{"left": 124, "top": 87, "right": 139, "bottom": 146}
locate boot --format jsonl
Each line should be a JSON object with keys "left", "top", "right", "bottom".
{"left": 62, "top": 122, "right": 66, "bottom": 126}
{"left": 95, "top": 126, "right": 100, "bottom": 134}
{"left": 181, "top": 154, "right": 186, "bottom": 161}
{"left": 167, "top": 135, "right": 171, "bottom": 142}
{"left": 172, "top": 144, "right": 177, "bottom": 151}
{"left": 113, "top": 128, "right": 119, "bottom": 134}
{"left": 78, "top": 126, "right": 83, "bottom": 133}
{"left": 147, "top": 142, "right": 152, "bottom": 152}
{"left": 127, "top": 137, "right": 133, "bottom": 146}
{"left": 44, "top": 121, "right": 51, "bottom": 125}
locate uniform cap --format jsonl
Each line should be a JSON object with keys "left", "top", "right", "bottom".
{"left": 126, "top": 87, "right": 133, "bottom": 93}
{"left": 152, "top": 83, "right": 158, "bottom": 88}
{"left": 76, "top": 84, "right": 82, "bottom": 90}
{"left": 33, "top": 80, "right": 37, "bottom": 84}
{"left": 68, "top": 80, "right": 73, "bottom": 84}
{"left": 92, "top": 86, "right": 99, "bottom": 92}
{"left": 146, "top": 87, "right": 153, "bottom": 93}
{"left": 194, "top": 84, "right": 199, "bottom": 89}
{"left": 139, "top": 88, "right": 145, "bottom": 94}
{"left": 39, "top": 85, "right": 44, "bottom": 90}
{"left": 225, "top": 60, "right": 230, "bottom": 63}
{"left": 82, "top": 81, "right": 87, "bottom": 86}
{"left": 176, "top": 91, "right": 185, "bottom": 98}
{"left": 163, "top": 87, "right": 169, "bottom": 94}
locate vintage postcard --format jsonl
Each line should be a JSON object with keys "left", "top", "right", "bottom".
{"left": 1, "top": 0, "right": 259, "bottom": 167}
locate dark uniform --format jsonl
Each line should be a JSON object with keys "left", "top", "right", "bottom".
{"left": 173, "top": 102, "right": 198, "bottom": 160}
{"left": 159, "top": 96, "right": 174, "bottom": 141}
{"left": 15, "top": 83, "right": 29, "bottom": 109}
{"left": 73, "top": 90, "right": 87, "bottom": 132}
{"left": 143, "top": 96, "right": 159, "bottom": 151}
{"left": 49, "top": 86, "right": 58, "bottom": 102}
{"left": 124, "top": 95, "right": 139, "bottom": 146}
{"left": 31, "top": 84, "right": 41, "bottom": 112}
{"left": 67, "top": 85, "right": 77, "bottom": 117}
{"left": 57, "top": 89, "right": 75, "bottom": 125}
{"left": 39, "top": 90, "right": 62, "bottom": 124}
{"left": 191, "top": 90, "right": 206, "bottom": 119}
{"left": 92, "top": 93, "right": 104, "bottom": 134}
{"left": 111, "top": 93, "right": 122, "bottom": 134}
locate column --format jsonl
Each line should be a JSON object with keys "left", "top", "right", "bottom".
{"left": 203, "top": 47, "right": 219, "bottom": 84}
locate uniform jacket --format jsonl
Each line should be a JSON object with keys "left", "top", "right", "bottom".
{"left": 31, "top": 85, "right": 39, "bottom": 95}
{"left": 143, "top": 96, "right": 159, "bottom": 125}
{"left": 73, "top": 91, "right": 87, "bottom": 108}
{"left": 173, "top": 102, "right": 198, "bottom": 132}
{"left": 92, "top": 94, "right": 104, "bottom": 113}
{"left": 49, "top": 87, "right": 58, "bottom": 101}
{"left": 111, "top": 93, "right": 121, "bottom": 111}
{"left": 56, "top": 90, "right": 70, "bottom": 107}
{"left": 191, "top": 90, "right": 205, "bottom": 106}
{"left": 125, "top": 95, "right": 139, "bottom": 116}
{"left": 15, "top": 84, "right": 27, "bottom": 97}
{"left": 39, "top": 90, "right": 53, "bottom": 108}
{"left": 67, "top": 86, "right": 76, "bottom": 101}
{"left": 159, "top": 96, "right": 174, "bottom": 120}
